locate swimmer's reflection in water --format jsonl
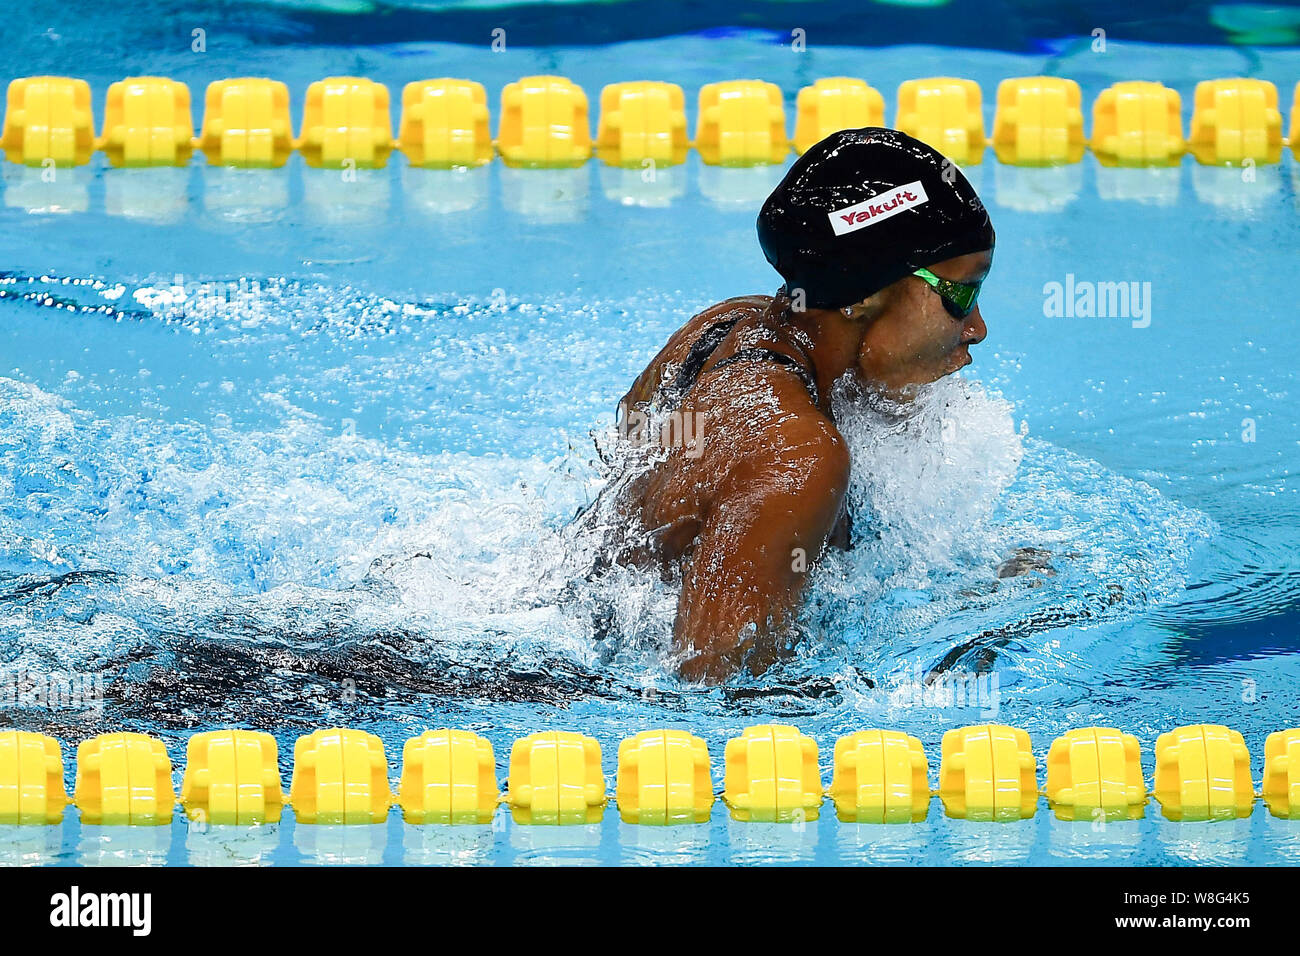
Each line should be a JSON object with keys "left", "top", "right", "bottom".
{"left": 578, "top": 129, "right": 1010, "bottom": 683}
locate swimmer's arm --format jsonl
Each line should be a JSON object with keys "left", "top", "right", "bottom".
{"left": 674, "top": 427, "right": 849, "bottom": 682}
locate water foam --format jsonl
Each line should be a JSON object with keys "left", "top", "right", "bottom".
{"left": 0, "top": 328, "right": 1214, "bottom": 720}
{"left": 804, "top": 374, "right": 1215, "bottom": 694}
{"left": 831, "top": 374, "right": 1027, "bottom": 577}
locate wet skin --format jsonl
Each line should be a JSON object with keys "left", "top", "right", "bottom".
{"left": 617, "top": 249, "right": 993, "bottom": 682}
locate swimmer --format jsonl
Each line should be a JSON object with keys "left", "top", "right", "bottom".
{"left": 600, "top": 128, "right": 995, "bottom": 682}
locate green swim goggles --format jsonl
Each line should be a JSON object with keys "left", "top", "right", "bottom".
{"left": 912, "top": 267, "right": 983, "bottom": 319}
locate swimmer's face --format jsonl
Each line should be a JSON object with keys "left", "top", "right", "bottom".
{"left": 847, "top": 248, "right": 992, "bottom": 393}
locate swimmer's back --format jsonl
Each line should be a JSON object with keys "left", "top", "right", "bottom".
{"left": 620, "top": 295, "right": 774, "bottom": 410}
{"left": 609, "top": 293, "right": 850, "bottom": 681}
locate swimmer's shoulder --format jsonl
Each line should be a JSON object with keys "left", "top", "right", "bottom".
{"left": 621, "top": 295, "right": 773, "bottom": 408}
{"left": 689, "top": 362, "right": 850, "bottom": 512}
{"left": 669, "top": 295, "right": 773, "bottom": 350}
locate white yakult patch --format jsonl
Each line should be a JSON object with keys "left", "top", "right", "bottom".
{"left": 829, "top": 180, "right": 929, "bottom": 236}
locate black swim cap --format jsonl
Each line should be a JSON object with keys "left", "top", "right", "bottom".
{"left": 757, "top": 128, "right": 994, "bottom": 310}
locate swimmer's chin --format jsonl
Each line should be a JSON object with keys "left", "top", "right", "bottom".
{"left": 913, "top": 351, "right": 972, "bottom": 388}
{"left": 846, "top": 350, "right": 973, "bottom": 400}
{"left": 941, "top": 348, "right": 973, "bottom": 377}
{"left": 916, "top": 348, "right": 974, "bottom": 387}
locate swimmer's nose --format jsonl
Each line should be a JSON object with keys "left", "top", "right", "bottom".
{"left": 962, "top": 307, "right": 987, "bottom": 345}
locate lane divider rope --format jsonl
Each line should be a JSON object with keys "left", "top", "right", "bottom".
{"left": 1, "top": 74, "right": 1295, "bottom": 170}
{"left": 0, "top": 723, "right": 1293, "bottom": 827}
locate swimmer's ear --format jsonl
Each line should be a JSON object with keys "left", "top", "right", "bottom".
{"left": 841, "top": 288, "right": 890, "bottom": 322}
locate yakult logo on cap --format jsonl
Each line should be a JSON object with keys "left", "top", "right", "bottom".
{"left": 828, "top": 180, "right": 929, "bottom": 236}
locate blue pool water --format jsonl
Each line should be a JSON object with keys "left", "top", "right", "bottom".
{"left": 2, "top": 27, "right": 1300, "bottom": 865}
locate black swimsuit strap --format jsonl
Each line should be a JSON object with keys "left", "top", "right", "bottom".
{"left": 662, "top": 310, "right": 820, "bottom": 409}
{"left": 711, "top": 347, "right": 820, "bottom": 407}
{"left": 667, "top": 315, "right": 742, "bottom": 398}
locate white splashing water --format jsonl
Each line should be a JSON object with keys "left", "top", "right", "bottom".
{"left": 805, "top": 373, "right": 1214, "bottom": 685}
{"left": 830, "top": 374, "right": 1026, "bottom": 583}
{"left": 0, "top": 366, "right": 1212, "bottom": 687}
